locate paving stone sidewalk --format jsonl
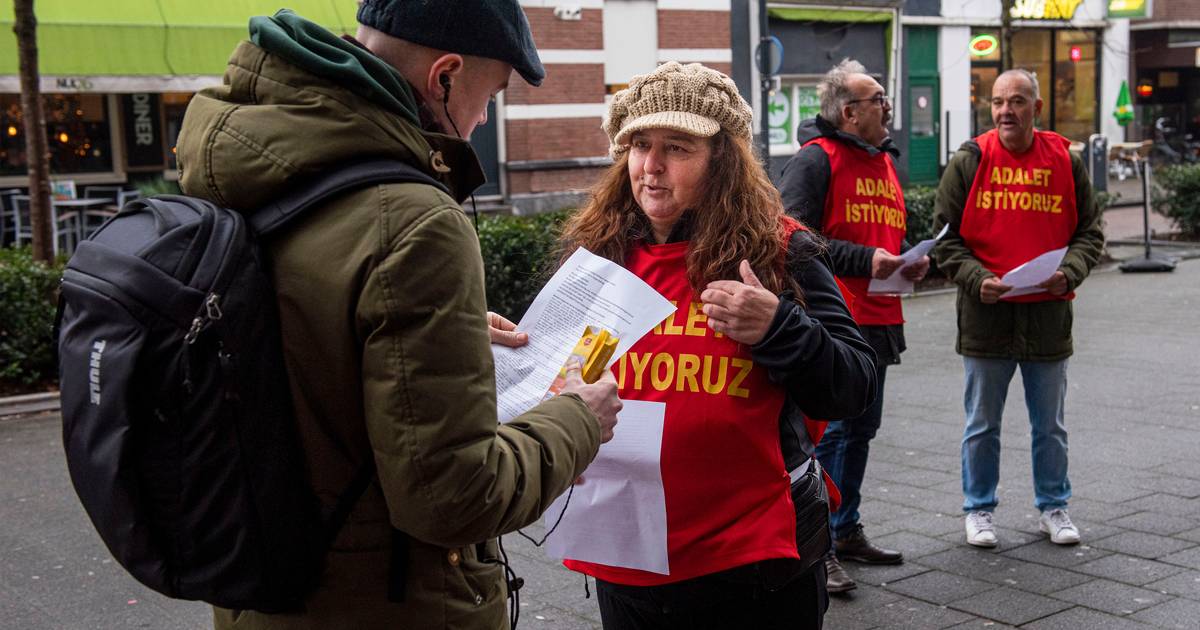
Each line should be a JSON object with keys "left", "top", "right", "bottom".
{"left": 2, "top": 259, "right": 1197, "bottom": 629}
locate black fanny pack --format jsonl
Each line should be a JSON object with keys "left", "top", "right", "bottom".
{"left": 790, "top": 458, "right": 833, "bottom": 571}
{"left": 755, "top": 457, "right": 832, "bottom": 590}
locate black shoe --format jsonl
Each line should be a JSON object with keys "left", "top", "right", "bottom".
{"left": 824, "top": 554, "right": 857, "bottom": 594}
{"left": 835, "top": 524, "right": 904, "bottom": 565}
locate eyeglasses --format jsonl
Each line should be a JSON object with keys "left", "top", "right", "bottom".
{"left": 848, "top": 95, "right": 892, "bottom": 107}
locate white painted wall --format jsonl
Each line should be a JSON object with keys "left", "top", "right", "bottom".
{"left": 942, "top": 0, "right": 1000, "bottom": 21}
{"left": 1075, "top": 0, "right": 1111, "bottom": 24}
{"left": 1100, "top": 18, "right": 1131, "bottom": 143}
{"left": 603, "top": 0, "right": 658, "bottom": 85}
{"left": 939, "top": 26, "right": 974, "bottom": 165}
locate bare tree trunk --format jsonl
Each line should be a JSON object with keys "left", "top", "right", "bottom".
{"left": 14, "top": 0, "right": 53, "bottom": 263}
{"left": 1000, "top": 0, "right": 1015, "bottom": 72}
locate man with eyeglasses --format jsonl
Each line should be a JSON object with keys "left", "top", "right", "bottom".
{"left": 778, "top": 58, "right": 925, "bottom": 595}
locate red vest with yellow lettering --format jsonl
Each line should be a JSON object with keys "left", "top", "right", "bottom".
{"left": 961, "top": 129, "right": 1078, "bottom": 303}
{"left": 807, "top": 137, "right": 906, "bottom": 325}
{"left": 564, "top": 227, "right": 804, "bottom": 586}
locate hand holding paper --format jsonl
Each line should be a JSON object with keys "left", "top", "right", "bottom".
{"left": 868, "top": 224, "right": 949, "bottom": 295}
{"left": 998, "top": 247, "right": 1068, "bottom": 299}
{"left": 492, "top": 248, "right": 675, "bottom": 422}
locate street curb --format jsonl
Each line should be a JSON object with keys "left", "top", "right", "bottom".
{"left": 0, "top": 391, "right": 60, "bottom": 419}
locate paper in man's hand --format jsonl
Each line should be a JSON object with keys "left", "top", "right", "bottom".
{"left": 492, "top": 248, "right": 675, "bottom": 422}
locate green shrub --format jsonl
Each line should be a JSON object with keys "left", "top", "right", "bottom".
{"left": 1152, "top": 164, "right": 1200, "bottom": 237}
{"left": 1094, "top": 190, "right": 1121, "bottom": 211}
{"left": 477, "top": 210, "right": 571, "bottom": 320}
{"left": 0, "top": 247, "right": 64, "bottom": 386}
{"left": 132, "top": 176, "right": 182, "bottom": 197}
{"left": 903, "top": 184, "right": 937, "bottom": 244}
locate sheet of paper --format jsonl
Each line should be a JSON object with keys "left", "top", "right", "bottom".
{"left": 492, "top": 248, "right": 676, "bottom": 423}
{"left": 868, "top": 224, "right": 949, "bottom": 295}
{"left": 1000, "top": 246, "right": 1068, "bottom": 299}
{"left": 542, "top": 400, "right": 669, "bottom": 575}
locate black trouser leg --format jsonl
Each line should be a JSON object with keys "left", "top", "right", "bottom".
{"left": 596, "top": 562, "right": 827, "bottom": 630}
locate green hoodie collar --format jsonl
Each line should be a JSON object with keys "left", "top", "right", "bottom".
{"left": 249, "top": 9, "right": 420, "bottom": 126}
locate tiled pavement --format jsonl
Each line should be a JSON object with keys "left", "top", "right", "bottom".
{"left": 1, "top": 258, "right": 1197, "bottom": 629}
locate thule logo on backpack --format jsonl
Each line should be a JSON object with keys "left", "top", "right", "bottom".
{"left": 89, "top": 340, "right": 107, "bottom": 405}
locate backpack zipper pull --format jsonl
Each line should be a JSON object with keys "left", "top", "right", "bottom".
{"left": 185, "top": 294, "right": 223, "bottom": 345}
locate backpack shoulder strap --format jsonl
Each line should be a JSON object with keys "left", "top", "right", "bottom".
{"left": 249, "top": 159, "right": 450, "bottom": 236}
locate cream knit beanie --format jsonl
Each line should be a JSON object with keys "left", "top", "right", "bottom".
{"left": 604, "top": 62, "right": 753, "bottom": 157}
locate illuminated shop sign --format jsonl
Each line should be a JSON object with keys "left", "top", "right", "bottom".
{"left": 1107, "top": 0, "right": 1149, "bottom": 19}
{"left": 1010, "top": 0, "right": 1083, "bottom": 20}
{"left": 970, "top": 34, "right": 999, "bottom": 57}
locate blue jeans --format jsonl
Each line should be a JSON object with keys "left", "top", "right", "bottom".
{"left": 814, "top": 364, "right": 886, "bottom": 540}
{"left": 961, "top": 357, "right": 1071, "bottom": 513}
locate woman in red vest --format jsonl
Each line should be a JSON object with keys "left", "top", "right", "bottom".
{"left": 553, "top": 62, "right": 877, "bottom": 630}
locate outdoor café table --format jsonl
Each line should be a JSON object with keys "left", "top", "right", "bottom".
{"left": 52, "top": 197, "right": 115, "bottom": 245}
{"left": 12, "top": 196, "right": 114, "bottom": 254}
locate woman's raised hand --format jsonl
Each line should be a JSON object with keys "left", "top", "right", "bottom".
{"left": 699, "top": 260, "right": 780, "bottom": 345}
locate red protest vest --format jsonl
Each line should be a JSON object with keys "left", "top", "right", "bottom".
{"left": 564, "top": 233, "right": 797, "bottom": 586}
{"left": 960, "top": 129, "right": 1078, "bottom": 303}
{"left": 806, "top": 137, "right": 906, "bottom": 325}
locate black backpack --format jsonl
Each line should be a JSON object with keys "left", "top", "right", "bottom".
{"left": 56, "top": 160, "right": 447, "bottom": 612}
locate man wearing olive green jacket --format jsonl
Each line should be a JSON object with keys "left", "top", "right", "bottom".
{"left": 932, "top": 69, "right": 1104, "bottom": 552}
{"left": 176, "top": 2, "right": 620, "bottom": 628}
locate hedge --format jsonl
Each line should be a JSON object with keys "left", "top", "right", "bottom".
{"left": 477, "top": 210, "right": 570, "bottom": 320}
{"left": 902, "top": 185, "right": 937, "bottom": 244}
{"left": 1152, "top": 164, "right": 1200, "bottom": 237}
{"left": 0, "top": 247, "right": 63, "bottom": 386}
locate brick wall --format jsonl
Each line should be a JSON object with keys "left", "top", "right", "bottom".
{"left": 508, "top": 166, "right": 608, "bottom": 195}
{"left": 657, "top": 10, "right": 730, "bottom": 49}
{"left": 525, "top": 7, "right": 603, "bottom": 49}
{"left": 1153, "top": 2, "right": 1200, "bottom": 20}
{"left": 505, "top": 118, "right": 609, "bottom": 162}
{"left": 504, "top": 3, "right": 733, "bottom": 202}
{"left": 505, "top": 64, "right": 606, "bottom": 105}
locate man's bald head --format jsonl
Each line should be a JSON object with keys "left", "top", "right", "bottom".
{"left": 990, "top": 68, "right": 1043, "bottom": 153}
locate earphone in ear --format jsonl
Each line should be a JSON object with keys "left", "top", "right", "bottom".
{"left": 439, "top": 74, "right": 451, "bottom": 103}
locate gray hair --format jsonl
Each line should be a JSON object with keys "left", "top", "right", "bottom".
{"left": 818, "top": 58, "right": 868, "bottom": 125}
{"left": 997, "top": 68, "right": 1041, "bottom": 100}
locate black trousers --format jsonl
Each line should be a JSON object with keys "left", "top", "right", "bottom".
{"left": 595, "top": 561, "right": 828, "bottom": 630}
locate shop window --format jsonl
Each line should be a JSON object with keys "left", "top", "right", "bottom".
{"left": 0, "top": 94, "right": 114, "bottom": 177}
{"left": 769, "top": 83, "right": 820, "bottom": 156}
{"left": 971, "top": 65, "right": 999, "bottom": 136}
{"left": 1012, "top": 29, "right": 1052, "bottom": 130}
{"left": 1054, "top": 30, "right": 1096, "bottom": 142}
{"left": 968, "top": 28, "right": 1099, "bottom": 142}
{"left": 162, "top": 92, "right": 193, "bottom": 173}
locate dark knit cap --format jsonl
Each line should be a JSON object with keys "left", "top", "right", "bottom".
{"left": 356, "top": 0, "right": 546, "bottom": 86}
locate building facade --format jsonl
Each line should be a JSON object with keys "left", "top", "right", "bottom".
{"left": 0, "top": 1, "right": 738, "bottom": 212}
{"left": 0, "top": 2, "right": 359, "bottom": 192}
{"left": 1128, "top": 0, "right": 1200, "bottom": 141}
{"left": 1, "top": 1, "right": 1139, "bottom": 206}
{"left": 755, "top": 0, "right": 1133, "bottom": 185}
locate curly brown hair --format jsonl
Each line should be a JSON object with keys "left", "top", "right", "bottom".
{"left": 558, "top": 131, "right": 806, "bottom": 296}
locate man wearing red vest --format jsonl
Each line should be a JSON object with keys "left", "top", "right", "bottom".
{"left": 932, "top": 69, "right": 1104, "bottom": 549}
{"left": 778, "top": 59, "right": 925, "bottom": 594}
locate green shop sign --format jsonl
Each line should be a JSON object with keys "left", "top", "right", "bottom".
{"left": 1107, "top": 0, "right": 1149, "bottom": 19}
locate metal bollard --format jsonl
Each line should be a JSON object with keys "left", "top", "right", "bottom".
{"left": 1086, "top": 134, "right": 1108, "bottom": 193}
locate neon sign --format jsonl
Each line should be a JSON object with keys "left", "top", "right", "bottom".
{"left": 969, "top": 34, "right": 999, "bottom": 57}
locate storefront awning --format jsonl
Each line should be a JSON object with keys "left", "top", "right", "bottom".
{"left": 767, "top": 8, "right": 894, "bottom": 24}
{"left": 0, "top": 1, "right": 355, "bottom": 83}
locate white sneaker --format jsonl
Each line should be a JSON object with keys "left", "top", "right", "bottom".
{"left": 965, "top": 511, "right": 998, "bottom": 547}
{"left": 1040, "top": 508, "right": 1081, "bottom": 545}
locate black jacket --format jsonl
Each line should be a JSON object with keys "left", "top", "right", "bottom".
{"left": 776, "top": 116, "right": 908, "bottom": 365}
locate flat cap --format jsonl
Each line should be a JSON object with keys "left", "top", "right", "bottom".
{"left": 357, "top": 0, "right": 546, "bottom": 86}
